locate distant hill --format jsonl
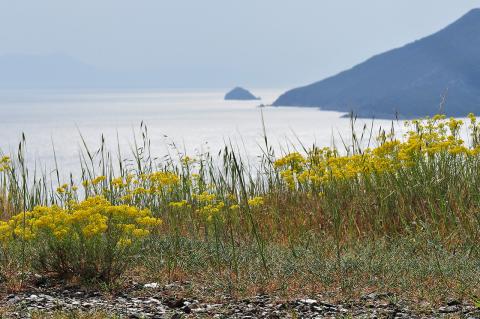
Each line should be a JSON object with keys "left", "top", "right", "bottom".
{"left": 0, "top": 53, "right": 109, "bottom": 88}
{"left": 0, "top": 53, "right": 255, "bottom": 89}
{"left": 273, "top": 9, "right": 480, "bottom": 118}
{"left": 225, "top": 87, "right": 260, "bottom": 100}
{"left": 0, "top": 54, "right": 299, "bottom": 90}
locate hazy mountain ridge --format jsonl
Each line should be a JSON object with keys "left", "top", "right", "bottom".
{"left": 273, "top": 9, "right": 480, "bottom": 118}
{"left": 0, "top": 53, "right": 122, "bottom": 89}
{"left": 0, "top": 54, "right": 260, "bottom": 89}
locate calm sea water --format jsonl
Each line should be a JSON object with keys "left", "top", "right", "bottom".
{"left": 0, "top": 89, "right": 401, "bottom": 175}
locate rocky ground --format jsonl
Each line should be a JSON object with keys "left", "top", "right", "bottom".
{"left": 1, "top": 281, "right": 479, "bottom": 318}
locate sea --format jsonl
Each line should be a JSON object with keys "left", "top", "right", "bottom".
{"left": 0, "top": 88, "right": 403, "bottom": 176}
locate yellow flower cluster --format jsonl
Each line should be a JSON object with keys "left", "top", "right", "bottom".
{"left": 147, "top": 171, "right": 180, "bottom": 187}
{"left": 97, "top": 171, "right": 181, "bottom": 200}
{"left": 0, "top": 196, "right": 162, "bottom": 246}
{"left": 77, "top": 171, "right": 183, "bottom": 207}
{"left": 193, "top": 191, "right": 226, "bottom": 222}
{"left": 0, "top": 156, "right": 10, "bottom": 172}
{"left": 56, "top": 183, "right": 78, "bottom": 194}
{"left": 91, "top": 175, "right": 106, "bottom": 185}
{"left": 193, "top": 192, "right": 216, "bottom": 203}
{"left": 248, "top": 196, "right": 264, "bottom": 207}
{"left": 169, "top": 200, "right": 190, "bottom": 208}
{"left": 274, "top": 115, "right": 480, "bottom": 188}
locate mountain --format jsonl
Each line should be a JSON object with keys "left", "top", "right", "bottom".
{"left": 225, "top": 87, "right": 260, "bottom": 100}
{"left": 0, "top": 53, "right": 109, "bottom": 88}
{"left": 273, "top": 9, "right": 480, "bottom": 118}
{"left": 0, "top": 54, "right": 295, "bottom": 89}
{"left": 0, "top": 53, "right": 208, "bottom": 89}
{"left": 0, "top": 53, "right": 256, "bottom": 89}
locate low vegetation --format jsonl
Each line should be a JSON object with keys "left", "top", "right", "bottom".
{"left": 0, "top": 114, "right": 479, "bottom": 303}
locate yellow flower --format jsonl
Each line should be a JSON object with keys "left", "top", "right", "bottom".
{"left": 169, "top": 200, "right": 189, "bottom": 208}
{"left": 133, "top": 187, "right": 147, "bottom": 195}
{"left": 120, "top": 194, "right": 133, "bottom": 202}
{"left": 148, "top": 171, "right": 179, "bottom": 186}
{"left": 0, "top": 155, "right": 10, "bottom": 163}
{"left": 0, "top": 221, "right": 13, "bottom": 242}
{"left": 136, "top": 216, "right": 162, "bottom": 227}
{"left": 248, "top": 197, "right": 264, "bottom": 207}
{"left": 181, "top": 156, "right": 195, "bottom": 166}
{"left": 111, "top": 177, "right": 125, "bottom": 188}
{"left": 2, "top": 196, "right": 160, "bottom": 249}
{"left": 118, "top": 237, "right": 132, "bottom": 247}
{"left": 194, "top": 192, "right": 216, "bottom": 203}
{"left": 122, "top": 224, "right": 136, "bottom": 232}
{"left": 91, "top": 176, "right": 106, "bottom": 185}
{"left": 53, "top": 229, "right": 68, "bottom": 239}
{"left": 229, "top": 204, "right": 240, "bottom": 211}
{"left": 0, "top": 155, "right": 11, "bottom": 172}
{"left": 197, "top": 201, "right": 225, "bottom": 221}
{"left": 132, "top": 228, "right": 149, "bottom": 237}
{"left": 274, "top": 152, "right": 306, "bottom": 172}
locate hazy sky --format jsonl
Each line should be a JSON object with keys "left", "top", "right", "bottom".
{"left": 1, "top": 1, "right": 480, "bottom": 88}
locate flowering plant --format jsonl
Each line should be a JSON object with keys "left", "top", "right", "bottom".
{"left": 0, "top": 196, "right": 161, "bottom": 282}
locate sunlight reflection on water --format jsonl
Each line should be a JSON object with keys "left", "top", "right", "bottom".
{"left": 0, "top": 89, "right": 431, "bottom": 178}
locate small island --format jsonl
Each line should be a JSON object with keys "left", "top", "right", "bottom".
{"left": 224, "top": 87, "right": 260, "bottom": 101}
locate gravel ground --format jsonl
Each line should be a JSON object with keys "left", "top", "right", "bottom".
{"left": 1, "top": 282, "right": 479, "bottom": 318}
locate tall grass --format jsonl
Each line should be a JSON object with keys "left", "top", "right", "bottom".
{"left": 0, "top": 114, "right": 479, "bottom": 300}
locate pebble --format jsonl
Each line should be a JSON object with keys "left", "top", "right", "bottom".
{"left": 143, "top": 282, "right": 159, "bottom": 289}
{"left": 1, "top": 285, "right": 479, "bottom": 318}
{"left": 438, "top": 305, "right": 460, "bottom": 313}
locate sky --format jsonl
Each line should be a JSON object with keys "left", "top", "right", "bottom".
{"left": 0, "top": 0, "right": 480, "bottom": 88}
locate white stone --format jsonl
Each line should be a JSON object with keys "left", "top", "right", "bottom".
{"left": 302, "top": 298, "right": 317, "bottom": 305}
{"left": 144, "top": 282, "right": 159, "bottom": 289}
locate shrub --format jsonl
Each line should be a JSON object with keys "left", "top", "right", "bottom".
{"left": 0, "top": 196, "right": 161, "bottom": 282}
